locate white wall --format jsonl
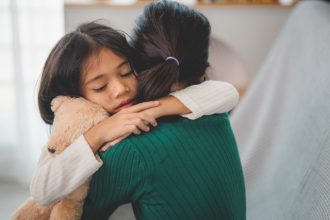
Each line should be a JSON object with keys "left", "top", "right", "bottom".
{"left": 64, "top": 5, "right": 292, "bottom": 77}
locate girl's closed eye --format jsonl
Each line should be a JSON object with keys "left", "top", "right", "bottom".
{"left": 120, "top": 70, "right": 134, "bottom": 77}
{"left": 93, "top": 84, "right": 107, "bottom": 92}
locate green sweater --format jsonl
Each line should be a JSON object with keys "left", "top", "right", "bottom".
{"left": 82, "top": 114, "right": 246, "bottom": 220}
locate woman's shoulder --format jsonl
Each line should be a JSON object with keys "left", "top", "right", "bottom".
{"left": 100, "top": 113, "right": 231, "bottom": 157}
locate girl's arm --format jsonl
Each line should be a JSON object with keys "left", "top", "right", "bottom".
{"left": 105, "top": 80, "right": 239, "bottom": 148}
{"left": 145, "top": 80, "right": 239, "bottom": 119}
{"left": 30, "top": 102, "right": 159, "bottom": 205}
{"left": 30, "top": 136, "right": 102, "bottom": 205}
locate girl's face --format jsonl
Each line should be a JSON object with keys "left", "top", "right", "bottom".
{"left": 81, "top": 48, "right": 138, "bottom": 114}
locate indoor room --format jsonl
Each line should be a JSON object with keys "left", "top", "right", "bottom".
{"left": 1, "top": 0, "right": 329, "bottom": 219}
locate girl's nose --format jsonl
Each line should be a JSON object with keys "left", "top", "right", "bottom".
{"left": 111, "top": 80, "right": 129, "bottom": 98}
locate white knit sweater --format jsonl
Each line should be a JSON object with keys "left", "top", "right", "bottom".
{"left": 30, "top": 80, "right": 239, "bottom": 205}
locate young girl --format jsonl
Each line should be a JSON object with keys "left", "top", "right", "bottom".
{"left": 30, "top": 22, "right": 239, "bottom": 207}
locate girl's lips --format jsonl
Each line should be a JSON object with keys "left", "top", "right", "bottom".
{"left": 115, "top": 99, "right": 133, "bottom": 112}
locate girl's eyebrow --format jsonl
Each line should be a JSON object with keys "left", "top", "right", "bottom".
{"left": 85, "top": 60, "right": 129, "bottom": 86}
{"left": 117, "top": 60, "right": 129, "bottom": 69}
{"left": 85, "top": 74, "right": 105, "bottom": 86}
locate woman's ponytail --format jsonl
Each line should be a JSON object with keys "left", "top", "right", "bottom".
{"left": 131, "top": 0, "right": 211, "bottom": 102}
{"left": 136, "top": 60, "right": 179, "bottom": 102}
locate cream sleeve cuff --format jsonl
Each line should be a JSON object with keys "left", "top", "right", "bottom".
{"left": 30, "top": 135, "right": 102, "bottom": 205}
{"left": 170, "top": 80, "right": 239, "bottom": 119}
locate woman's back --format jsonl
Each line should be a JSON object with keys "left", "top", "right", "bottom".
{"left": 82, "top": 114, "right": 245, "bottom": 220}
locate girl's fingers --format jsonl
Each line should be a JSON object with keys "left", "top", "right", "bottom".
{"left": 110, "top": 135, "right": 129, "bottom": 146}
{"left": 122, "top": 101, "right": 159, "bottom": 113}
{"left": 125, "top": 113, "right": 157, "bottom": 127}
{"left": 133, "top": 118, "right": 150, "bottom": 132}
{"left": 99, "top": 144, "right": 110, "bottom": 152}
{"left": 99, "top": 141, "right": 112, "bottom": 152}
{"left": 132, "top": 126, "right": 142, "bottom": 135}
{"left": 139, "top": 113, "right": 157, "bottom": 127}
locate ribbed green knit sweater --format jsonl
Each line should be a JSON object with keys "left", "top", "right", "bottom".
{"left": 82, "top": 114, "right": 245, "bottom": 220}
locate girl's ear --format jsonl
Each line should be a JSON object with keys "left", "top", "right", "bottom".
{"left": 51, "top": 96, "right": 71, "bottom": 112}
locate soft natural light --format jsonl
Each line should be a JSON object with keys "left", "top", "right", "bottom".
{"left": 0, "top": 0, "right": 64, "bottom": 184}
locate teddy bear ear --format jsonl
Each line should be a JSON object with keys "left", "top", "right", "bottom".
{"left": 51, "top": 96, "right": 71, "bottom": 112}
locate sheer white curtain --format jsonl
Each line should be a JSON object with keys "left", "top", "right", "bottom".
{"left": 0, "top": 0, "right": 64, "bottom": 184}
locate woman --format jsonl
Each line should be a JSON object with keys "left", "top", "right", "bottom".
{"left": 82, "top": 1, "right": 245, "bottom": 219}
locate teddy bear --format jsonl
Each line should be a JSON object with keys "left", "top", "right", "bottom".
{"left": 11, "top": 96, "right": 109, "bottom": 220}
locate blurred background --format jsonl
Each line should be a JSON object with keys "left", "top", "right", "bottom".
{"left": 0, "top": 0, "right": 297, "bottom": 218}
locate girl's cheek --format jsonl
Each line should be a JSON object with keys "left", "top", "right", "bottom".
{"left": 131, "top": 78, "right": 138, "bottom": 94}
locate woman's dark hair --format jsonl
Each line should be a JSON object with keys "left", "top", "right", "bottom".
{"left": 38, "top": 22, "right": 132, "bottom": 124}
{"left": 130, "top": 0, "right": 211, "bottom": 102}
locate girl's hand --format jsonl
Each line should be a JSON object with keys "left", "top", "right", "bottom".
{"left": 99, "top": 134, "right": 130, "bottom": 152}
{"left": 84, "top": 101, "right": 159, "bottom": 153}
{"left": 100, "top": 96, "right": 191, "bottom": 151}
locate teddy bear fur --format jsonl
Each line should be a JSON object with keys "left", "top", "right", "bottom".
{"left": 11, "top": 96, "right": 109, "bottom": 220}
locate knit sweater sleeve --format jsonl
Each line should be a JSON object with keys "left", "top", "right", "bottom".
{"left": 30, "top": 135, "right": 102, "bottom": 205}
{"left": 171, "top": 80, "right": 239, "bottom": 119}
{"left": 82, "top": 141, "right": 148, "bottom": 220}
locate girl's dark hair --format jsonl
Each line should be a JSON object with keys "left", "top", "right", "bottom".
{"left": 130, "top": 0, "right": 211, "bottom": 102}
{"left": 38, "top": 22, "right": 132, "bottom": 124}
